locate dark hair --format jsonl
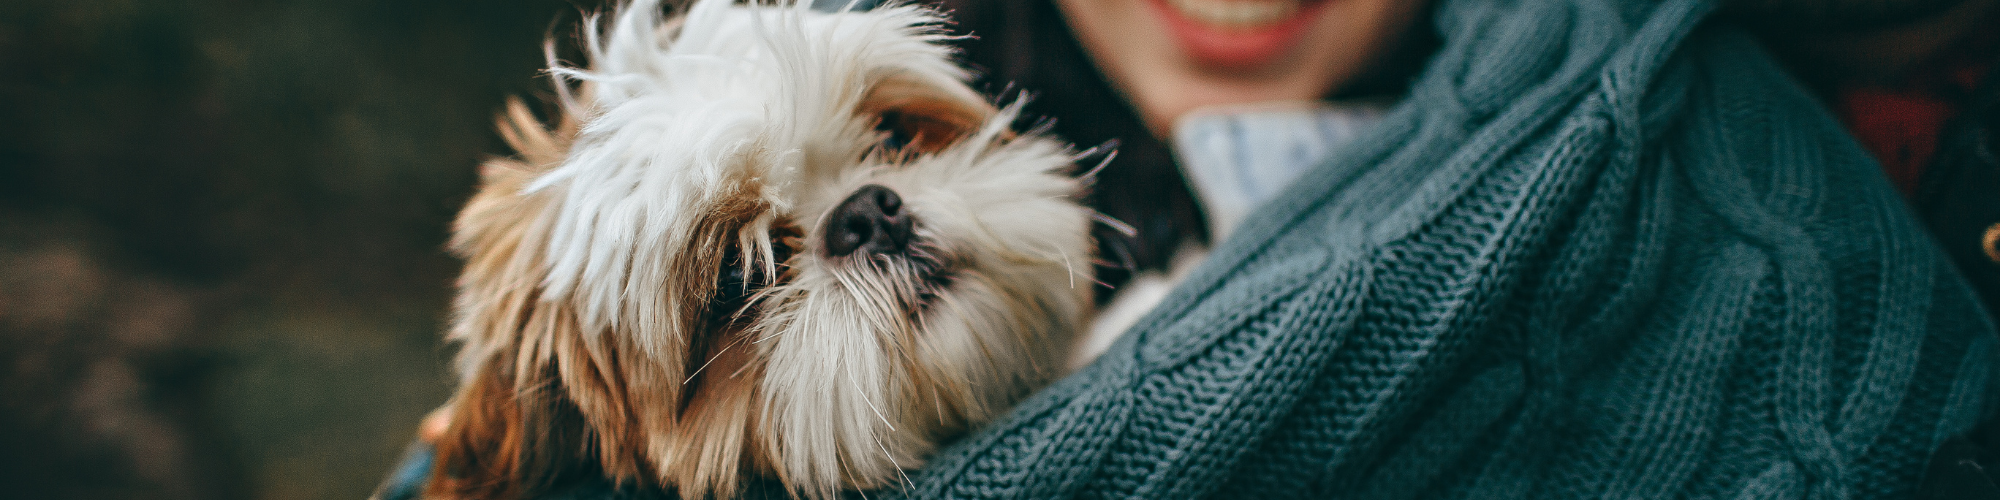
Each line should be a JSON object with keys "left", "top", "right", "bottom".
{"left": 928, "top": 0, "right": 1204, "bottom": 301}
{"left": 929, "top": 0, "right": 1434, "bottom": 301}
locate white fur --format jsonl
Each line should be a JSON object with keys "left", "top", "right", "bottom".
{"left": 502, "top": 0, "right": 1091, "bottom": 496}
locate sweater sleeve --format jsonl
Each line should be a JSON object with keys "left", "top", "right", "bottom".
{"left": 890, "top": 0, "right": 2000, "bottom": 498}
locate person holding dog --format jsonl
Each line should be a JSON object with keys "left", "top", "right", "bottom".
{"left": 377, "top": 0, "right": 2000, "bottom": 497}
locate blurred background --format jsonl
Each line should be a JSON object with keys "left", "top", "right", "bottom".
{"left": 0, "top": 0, "right": 614, "bottom": 498}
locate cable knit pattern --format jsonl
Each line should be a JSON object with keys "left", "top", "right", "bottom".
{"left": 892, "top": 0, "right": 1999, "bottom": 498}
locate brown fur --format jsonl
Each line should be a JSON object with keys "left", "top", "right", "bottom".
{"left": 428, "top": 99, "right": 792, "bottom": 499}
{"left": 422, "top": 5, "right": 1086, "bottom": 497}
{"left": 427, "top": 99, "right": 619, "bottom": 499}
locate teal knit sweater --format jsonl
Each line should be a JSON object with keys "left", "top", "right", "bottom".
{"left": 891, "top": 0, "right": 2000, "bottom": 498}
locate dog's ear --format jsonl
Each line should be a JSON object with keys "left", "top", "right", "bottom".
{"left": 432, "top": 144, "right": 627, "bottom": 498}
{"left": 425, "top": 342, "right": 600, "bottom": 500}
{"left": 858, "top": 73, "right": 998, "bottom": 154}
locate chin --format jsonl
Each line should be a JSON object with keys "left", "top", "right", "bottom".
{"left": 422, "top": 1, "right": 1095, "bottom": 498}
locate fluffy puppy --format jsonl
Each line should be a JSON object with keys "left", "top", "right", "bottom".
{"left": 424, "top": 1, "right": 1094, "bottom": 499}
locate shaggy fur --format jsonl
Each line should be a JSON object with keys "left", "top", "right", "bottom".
{"left": 424, "top": 1, "right": 1093, "bottom": 499}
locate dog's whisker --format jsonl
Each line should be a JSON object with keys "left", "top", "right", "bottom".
{"left": 1073, "top": 141, "right": 1120, "bottom": 182}
{"left": 751, "top": 328, "right": 786, "bottom": 344}
{"left": 682, "top": 333, "right": 745, "bottom": 385}
{"left": 845, "top": 350, "right": 894, "bottom": 434}
{"left": 930, "top": 381, "right": 947, "bottom": 428}
{"left": 867, "top": 428, "right": 915, "bottom": 493}
{"left": 1091, "top": 210, "right": 1138, "bottom": 238}
{"left": 1054, "top": 246, "right": 1078, "bottom": 290}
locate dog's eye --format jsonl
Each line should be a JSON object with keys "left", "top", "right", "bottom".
{"left": 867, "top": 105, "right": 977, "bottom": 155}
{"left": 716, "top": 265, "right": 750, "bottom": 299}
{"left": 712, "top": 249, "right": 759, "bottom": 313}
{"left": 876, "top": 110, "right": 915, "bottom": 152}
{"left": 858, "top": 75, "right": 995, "bottom": 156}
{"left": 708, "top": 236, "right": 798, "bottom": 319}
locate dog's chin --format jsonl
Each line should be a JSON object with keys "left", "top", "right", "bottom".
{"left": 743, "top": 210, "right": 1040, "bottom": 492}
{"left": 837, "top": 240, "right": 956, "bottom": 313}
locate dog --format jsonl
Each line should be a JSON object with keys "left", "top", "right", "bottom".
{"left": 422, "top": 0, "right": 1094, "bottom": 498}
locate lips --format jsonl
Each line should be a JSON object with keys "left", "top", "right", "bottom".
{"left": 1149, "top": 0, "right": 1332, "bottom": 69}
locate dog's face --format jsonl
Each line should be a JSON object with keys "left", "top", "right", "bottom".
{"left": 428, "top": 1, "right": 1092, "bottom": 499}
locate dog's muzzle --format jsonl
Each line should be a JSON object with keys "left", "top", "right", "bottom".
{"left": 824, "top": 184, "right": 913, "bottom": 257}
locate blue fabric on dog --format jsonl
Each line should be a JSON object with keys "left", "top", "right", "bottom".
{"left": 889, "top": 0, "right": 1999, "bottom": 498}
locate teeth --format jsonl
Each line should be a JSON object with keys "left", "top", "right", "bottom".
{"left": 1166, "top": 0, "right": 1300, "bottom": 30}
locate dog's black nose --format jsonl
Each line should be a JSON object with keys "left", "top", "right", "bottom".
{"left": 824, "top": 184, "right": 913, "bottom": 257}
